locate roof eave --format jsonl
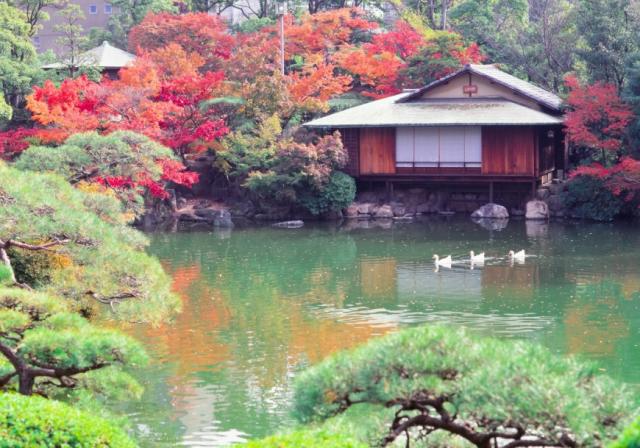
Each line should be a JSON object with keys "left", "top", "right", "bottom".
{"left": 304, "top": 121, "right": 564, "bottom": 128}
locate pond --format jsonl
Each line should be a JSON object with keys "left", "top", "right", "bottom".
{"left": 116, "top": 217, "right": 640, "bottom": 447}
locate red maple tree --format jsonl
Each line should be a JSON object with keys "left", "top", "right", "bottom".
{"left": 26, "top": 55, "right": 229, "bottom": 158}
{"left": 564, "top": 74, "right": 633, "bottom": 152}
{"left": 128, "top": 12, "right": 233, "bottom": 70}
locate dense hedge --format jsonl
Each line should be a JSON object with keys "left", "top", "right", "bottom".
{"left": 299, "top": 171, "right": 356, "bottom": 215}
{"left": 0, "top": 393, "right": 136, "bottom": 447}
{"left": 238, "top": 429, "right": 366, "bottom": 448}
{"left": 563, "top": 175, "right": 625, "bottom": 221}
{"left": 612, "top": 417, "right": 640, "bottom": 448}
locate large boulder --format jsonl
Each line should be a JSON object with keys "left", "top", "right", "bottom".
{"left": 373, "top": 204, "right": 394, "bottom": 219}
{"left": 344, "top": 204, "right": 359, "bottom": 219}
{"left": 471, "top": 203, "right": 509, "bottom": 219}
{"left": 525, "top": 200, "right": 549, "bottom": 220}
{"left": 391, "top": 203, "right": 406, "bottom": 217}
{"left": 213, "top": 210, "right": 234, "bottom": 228}
{"left": 357, "top": 202, "right": 375, "bottom": 215}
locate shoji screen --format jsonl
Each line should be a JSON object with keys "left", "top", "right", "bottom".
{"left": 395, "top": 126, "right": 482, "bottom": 168}
{"left": 414, "top": 127, "right": 439, "bottom": 167}
{"left": 464, "top": 127, "right": 482, "bottom": 167}
{"left": 395, "top": 127, "right": 414, "bottom": 168}
{"left": 438, "top": 127, "right": 465, "bottom": 167}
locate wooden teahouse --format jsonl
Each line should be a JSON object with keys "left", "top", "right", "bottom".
{"left": 304, "top": 64, "right": 565, "bottom": 202}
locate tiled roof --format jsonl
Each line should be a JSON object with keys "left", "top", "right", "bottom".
{"left": 304, "top": 95, "right": 564, "bottom": 128}
{"left": 42, "top": 41, "right": 135, "bottom": 69}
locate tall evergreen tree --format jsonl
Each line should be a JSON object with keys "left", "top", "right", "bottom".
{"left": 576, "top": 0, "right": 638, "bottom": 90}
{"left": 0, "top": 3, "right": 40, "bottom": 124}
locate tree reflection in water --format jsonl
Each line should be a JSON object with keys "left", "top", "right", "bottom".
{"left": 114, "top": 219, "right": 640, "bottom": 447}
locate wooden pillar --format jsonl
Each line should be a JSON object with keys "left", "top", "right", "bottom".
{"left": 531, "top": 180, "right": 536, "bottom": 199}
{"left": 489, "top": 181, "right": 494, "bottom": 203}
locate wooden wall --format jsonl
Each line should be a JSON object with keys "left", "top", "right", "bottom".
{"left": 481, "top": 126, "right": 534, "bottom": 176}
{"left": 537, "top": 127, "right": 556, "bottom": 175}
{"left": 359, "top": 128, "right": 396, "bottom": 174}
{"left": 338, "top": 128, "right": 360, "bottom": 176}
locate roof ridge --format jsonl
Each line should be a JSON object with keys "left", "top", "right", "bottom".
{"left": 399, "top": 65, "right": 563, "bottom": 111}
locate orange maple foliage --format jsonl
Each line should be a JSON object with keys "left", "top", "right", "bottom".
{"left": 27, "top": 77, "right": 100, "bottom": 138}
{"left": 128, "top": 12, "right": 233, "bottom": 71}
{"left": 27, "top": 54, "right": 228, "bottom": 156}
{"left": 287, "top": 62, "right": 352, "bottom": 113}
{"left": 332, "top": 46, "right": 404, "bottom": 98}
{"left": 143, "top": 43, "right": 206, "bottom": 79}
{"left": 282, "top": 8, "right": 378, "bottom": 57}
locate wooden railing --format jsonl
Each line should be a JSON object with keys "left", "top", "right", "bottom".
{"left": 395, "top": 161, "right": 482, "bottom": 174}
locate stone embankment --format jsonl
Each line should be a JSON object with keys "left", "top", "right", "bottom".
{"left": 166, "top": 182, "right": 567, "bottom": 227}
{"left": 175, "top": 198, "right": 233, "bottom": 227}
{"left": 343, "top": 183, "right": 567, "bottom": 222}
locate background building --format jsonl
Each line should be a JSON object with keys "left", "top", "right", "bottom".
{"left": 34, "top": 0, "right": 116, "bottom": 55}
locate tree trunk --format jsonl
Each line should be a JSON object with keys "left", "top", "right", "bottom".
{"left": 18, "top": 371, "right": 34, "bottom": 395}
{"left": 0, "top": 246, "right": 17, "bottom": 284}
{"left": 440, "top": 0, "right": 449, "bottom": 30}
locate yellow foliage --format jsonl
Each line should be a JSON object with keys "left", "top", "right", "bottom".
{"left": 260, "top": 114, "right": 283, "bottom": 141}
{"left": 76, "top": 181, "right": 114, "bottom": 196}
{"left": 323, "top": 389, "right": 338, "bottom": 403}
{"left": 401, "top": 10, "right": 449, "bottom": 40}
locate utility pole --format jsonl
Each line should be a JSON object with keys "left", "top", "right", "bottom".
{"left": 277, "top": 2, "right": 287, "bottom": 75}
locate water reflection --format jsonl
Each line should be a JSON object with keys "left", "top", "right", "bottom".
{"left": 116, "top": 218, "right": 640, "bottom": 447}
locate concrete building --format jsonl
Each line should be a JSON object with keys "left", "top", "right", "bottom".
{"left": 34, "top": 0, "right": 116, "bottom": 55}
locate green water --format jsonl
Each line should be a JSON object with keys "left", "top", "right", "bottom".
{"left": 118, "top": 217, "right": 640, "bottom": 447}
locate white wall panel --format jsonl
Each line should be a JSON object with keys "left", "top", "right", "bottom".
{"left": 464, "top": 126, "right": 482, "bottom": 167}
{"left": 395, "top": 127, "right": 414, "bottom": 167}
{"left": 414, "top": 127, "right": 439, "bottom": 167}
{"left": 439, "top": 126, "right": 465, "bottom": 166}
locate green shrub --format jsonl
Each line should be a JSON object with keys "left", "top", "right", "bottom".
{"left": 299, "top": 171, "right": 356, "bottom": 215}
{"left": 563, "top": 175, "right": 624, "bottom": 221}
{"left": 238, "top": 429, "right": 367, "bottom": 448}
{"left": 0, "top": 266, "right": 11, "bottom": 285}
{"left": 611, "top": 417, "right": 640, "bottom": 448}
{"left": 294, "top": 325, "right": 637, "bottom": 447}
{"left": 0, "top": 393, "right": 137, "bottom": 447}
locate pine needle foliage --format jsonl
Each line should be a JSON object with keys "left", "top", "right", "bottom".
{"left": 0, "top": 287, "right": 147, "bottom": 397}
{"left": 0, "top": 163, "right": 179, "bottom": 322}
{"left": 293, "top": 325, "right": 637, "bottom": 447}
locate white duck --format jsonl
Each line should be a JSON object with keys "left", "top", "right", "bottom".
{"left": 432, "top": 254, "right": 452, "bottom": 269}
{"left": 508, "top": 249, "right": 526, "bottom": 263}
{"left": 469, "top": 251, "right": 485, "bottom": 264}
